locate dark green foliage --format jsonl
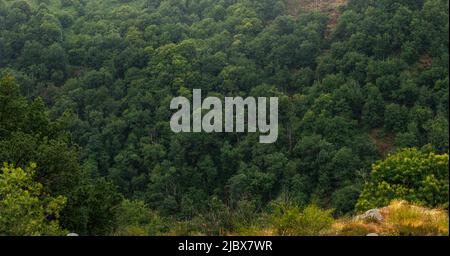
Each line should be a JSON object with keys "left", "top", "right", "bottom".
{"left": 0, "top": 75, "right": 122, "bottom": 235}
{"left": 0, "top": 0, "right": 448, "bottom": 235}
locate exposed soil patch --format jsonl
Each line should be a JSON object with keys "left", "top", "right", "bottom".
{"left": 419, "top": 53, "right": 433, "bottom": 69}
{"left": 369, "top": 128, "right": 395, "bottom": 156}
{"left": 287, "top": 0, "right": 346, "bottom": 35}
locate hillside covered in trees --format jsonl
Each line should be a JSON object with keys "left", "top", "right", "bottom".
{"left": 0, "top": 0, "right": 448, "bottom": 236}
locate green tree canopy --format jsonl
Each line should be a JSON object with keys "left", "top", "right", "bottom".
{"left": 356, "top": 147, "right": 449, "bottom": 212}
{"left": 0, "top": 163, "right": 66, "bottom": 236}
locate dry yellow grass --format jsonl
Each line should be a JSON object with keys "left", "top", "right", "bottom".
{"left": 383, "top": 200, "right": 449, "bottom": 236}
{"left": 332, "top": 200, "right": 449, "bottom": 236}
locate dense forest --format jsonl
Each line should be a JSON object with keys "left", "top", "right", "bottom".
{"left": 0, "top": 0, "right": 449, "bottom": 236}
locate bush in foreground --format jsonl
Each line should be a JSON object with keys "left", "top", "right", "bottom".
{"left": 356, "top": 148, "right": 449, "bottom": 212}
{"left": 0, "top": 163, "right": 67, "bottom": 236}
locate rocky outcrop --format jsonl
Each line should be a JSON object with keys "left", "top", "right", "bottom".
{"left": 354, "top": 209, "right": 384, "bottom": 223}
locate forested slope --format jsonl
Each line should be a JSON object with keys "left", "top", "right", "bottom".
{"left": 0, "top": 0, "right": 448, "bottom": 235}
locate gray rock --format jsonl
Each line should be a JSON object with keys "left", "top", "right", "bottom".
{"left": 67, "top": 233, "right": 79, "bottom": 236}
{"left": 355, "top": 209, "right": 383, "bottom": 222}
{"left": 366, "top": 233, "right": 379, "bottom": 236}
